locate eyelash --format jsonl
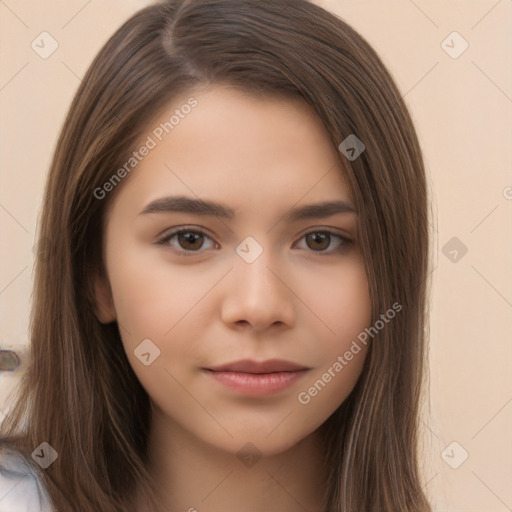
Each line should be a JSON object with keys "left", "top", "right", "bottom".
{"left": 155, "top": 226, "right": 352, "bottom": 257}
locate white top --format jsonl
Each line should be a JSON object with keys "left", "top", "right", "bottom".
{"left": 0, "top": 448, "right": 53, "bottom": 512}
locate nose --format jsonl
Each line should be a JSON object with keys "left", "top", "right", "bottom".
{"left": 220, "top": 248, "right": 296, "bottom": 332}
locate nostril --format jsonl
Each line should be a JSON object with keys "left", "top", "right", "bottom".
{"left": 0, "top": 350, "right": 21, "bottom": 372}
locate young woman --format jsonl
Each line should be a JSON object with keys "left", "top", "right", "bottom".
{"left": 0, "top": 0, "right": 432, "bottom": 510}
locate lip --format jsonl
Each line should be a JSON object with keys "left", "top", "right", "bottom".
{"left": 204, "top": 358, "right": 310, "bottom": 373}
{"left": 202, "top": 359, "right": 311, "bottom": 397}
{"left": 203, "top": 369, "right": 309, "bottom": 396}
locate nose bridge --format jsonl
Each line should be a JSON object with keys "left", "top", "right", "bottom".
{"left": 235, "top": 239, "right": 282, "bottom": 301}
{"left": 221, "top": 237, "right": 295, "bottom": 329}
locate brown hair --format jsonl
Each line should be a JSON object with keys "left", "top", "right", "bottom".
{"left": 0, "top": 0, "right": 432, "bottom": 510}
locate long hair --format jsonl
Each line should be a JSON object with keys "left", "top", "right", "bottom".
{"left": 0, "top": 1, "right": 432, "bottom": 510}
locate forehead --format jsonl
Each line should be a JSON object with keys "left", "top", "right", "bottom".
{"left": 106, "top": 84, "right": 352, "bottom": 219}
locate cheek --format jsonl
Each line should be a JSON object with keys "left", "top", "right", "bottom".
{"left": 107, "top": 258, "right": 202, "bottom": 409}
{"left": 107, "top": 242, "right": 211, "bottom": 337}
{"left": 105, "top": 245, "right": 218, "bottom": 394}
{"left": 294, "top": 261, "right": 371, "bottom": 409}
{"left": 294, "top": 286, "right": 370, "bottom": 417}
{"left": 304, "top": 257, "right": 371, "bottom": 350}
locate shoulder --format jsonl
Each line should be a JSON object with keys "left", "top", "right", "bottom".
{"left": 0, "top": 446, "right": 54, "bottom": 512}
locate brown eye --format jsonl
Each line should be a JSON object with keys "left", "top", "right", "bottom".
{"left": 177, "top": 231, "right": 205, "bottom": 250}
{"left": 296, "top": 230, "right": 352, "bottom": 255}
{"left": 156, "top": 228, "right": 216, "bottom": 256}
{"left": 305, "top": 232, "right": 331, "bottom": 251}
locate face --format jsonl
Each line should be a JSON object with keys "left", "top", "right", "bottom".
{"left": 95, "top": 84, "right": 371, "bottom": 457}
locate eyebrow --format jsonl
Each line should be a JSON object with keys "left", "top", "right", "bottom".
{"left": 139, "top": 195, "right": 356, "bottom": 222}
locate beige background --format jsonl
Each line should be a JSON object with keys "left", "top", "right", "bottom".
{"left": 1, "top": 1, "right": 511, "bottom": 510}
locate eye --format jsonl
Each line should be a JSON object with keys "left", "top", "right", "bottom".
{"left": 156, "top": 227, "right": 352, "bottom": 257}
{"left": 294, "top": 230, "right": 352, "bottom": 255}
{"left": 156, "top": 227, "right": 216, "bottom": 256}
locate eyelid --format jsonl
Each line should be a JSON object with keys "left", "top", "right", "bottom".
{"left": 296, "top": 226, "right": 352, "bottom": 242}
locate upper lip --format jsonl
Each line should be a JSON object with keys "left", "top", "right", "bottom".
{"left": 204, "top": 359, "right": 310, "bottom": 374}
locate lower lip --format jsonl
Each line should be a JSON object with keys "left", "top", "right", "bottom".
{"left": 203, "top": 369, "right": 308, "bottom": 397}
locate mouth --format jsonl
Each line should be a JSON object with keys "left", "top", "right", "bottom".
{"left": 204, "top": 358, "right": 310, "bottom": 374}
{"left": 202, "top": 359, "right": 311, "bottom": 396}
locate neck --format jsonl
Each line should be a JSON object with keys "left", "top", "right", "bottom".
{"left": 139, "top": 407, "right": 330, "bottom": 512}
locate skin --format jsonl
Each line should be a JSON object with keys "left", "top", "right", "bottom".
{"left": 94, "top": 84, "right": 371, "bottom": 512}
